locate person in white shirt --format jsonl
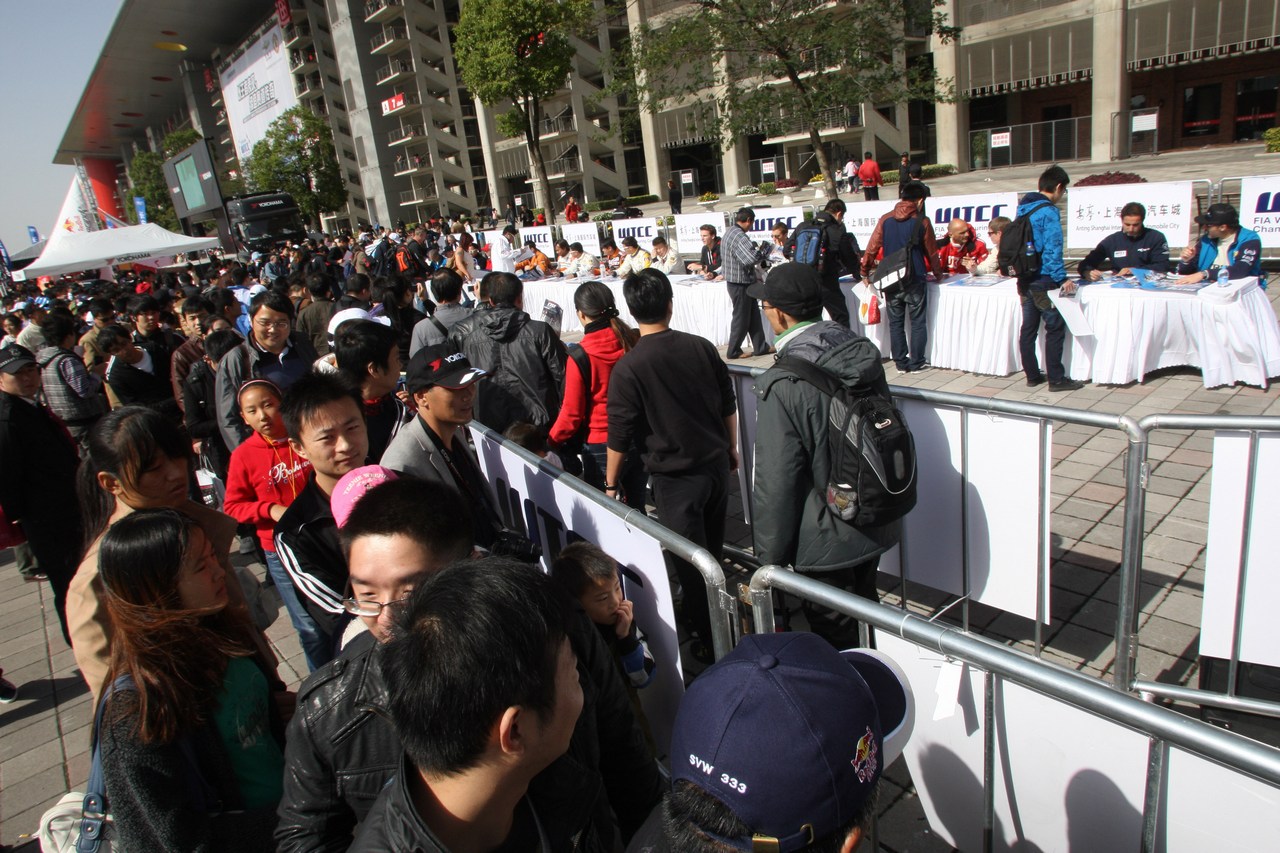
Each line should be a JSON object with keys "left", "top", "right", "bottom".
{"left": 650, "top": 236, "right": 684, "bottom": 275}
{"left": 974, "top": 216, "right": 1011, "bottom": 276}
{"left": 489, "top": 226, "right": 522, "bottom": 274}
{"left": 562, "top": 243, "right": 598, "bottom": 278}
{"left": 616, "top": 237, "right": 652, "bottom": 277}
{"left": 552, "top": 239, "right": 572, "bottom": 275}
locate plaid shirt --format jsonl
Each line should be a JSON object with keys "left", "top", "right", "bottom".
{"left": 721, "top": 224, "right": 762, "bottom": 284}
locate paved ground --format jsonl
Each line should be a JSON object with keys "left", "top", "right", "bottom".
{"left": 2, "top": 144, "right": 1278, "bottom": 850}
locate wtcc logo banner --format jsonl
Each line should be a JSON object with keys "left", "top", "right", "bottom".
{"left": 1239, "top": 175, "right": 1280, "bottom": 237}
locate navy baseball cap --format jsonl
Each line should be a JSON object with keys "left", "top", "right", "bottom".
{"left": 670, "top": 632, "right": 914, "bottom": 852}
{"left": 0, "top": 345, "right": 36, "bottom": 374}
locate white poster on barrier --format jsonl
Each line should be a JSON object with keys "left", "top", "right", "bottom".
{"left": 218, "top": 23, "right": 299, "bottom": 161}
{"left": 744, "top": 206, "right": 804, "bottom": 243}
{"left": 927, "top": 192, "right": 1019, "bottom": 235}
{"left": 1066, "top": 182, "right": 1193, "bottom": 252}
{"left": 1201, "top": 431, "right": 1280, "bottom": 668}
{"left": 610, "top": 217, "right": 659, "bottom": 246}
{"left": 469, "top": 428, "right": 684, "bottom": 754}
{"left": 674, "top": 212, "right": 726, "bottom": 254}
{"left": 1238, "top": 174, "right": 1280, "bottom": 238}
{"left": 561, "top": 222, "right": 602, "bottom": 257}
{"left": 878, "top": 402, "right": 1050, "bottom": 622}
{"left": 518, "top": 226, "right": 554, "bottom": 253}
{"left": 844, "top": 199, "right": 898, "bottom": 247}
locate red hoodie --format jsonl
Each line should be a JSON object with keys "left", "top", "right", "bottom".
{"left": 223, "top": 430, "right": 312, "bottom": 552}
{"left": 937, "top": 222, "right": 990, "bottom": 274}
{"left": 549, "top": 323, "right": 626, "bottom": 447}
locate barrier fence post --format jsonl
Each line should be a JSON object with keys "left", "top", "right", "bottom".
{"left": 1112, "top": 417, "right": 1148, "bottom": 692}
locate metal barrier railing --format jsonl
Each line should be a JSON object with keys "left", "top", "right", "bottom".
{"left": 746, "top": 566, "right": 1280, "bottom": 852}
{"left": 469, "top": 422, "right": 736, "bottom": 661}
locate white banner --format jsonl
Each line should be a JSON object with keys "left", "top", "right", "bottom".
{"left": 1202, "top": 431, "right": 1280, "bottom": 667}
{"left": 561, "top": 222, "right": 601, "bottom": 257}
{"left": 1066, "top": 181, "right": 1193, "bottom": 252}
{"left": 1238, "top": 174, "right": 1280, "bottom": 238}
{"left": 927, "top": 192, "right": 1019, "bottom": 235}
{"left": 518, "top": 226, "right": 554, "bottom": 253}
{"left": 745, "top": 206, "right": 804, "bottom": 243}
{"left": 218, "top": 23, "right": 299, "bottom": 161}
{"left": 469, "top": 428, "right": 685, "bottom": 754}
{"left": 673, "top": 212, "right": 726, "bottom": 254}
{"left": 610, "top": 217, "right": 660, "bottom": 247}
{"left": 844, "top": 200, "right": 898, "bottom": 247}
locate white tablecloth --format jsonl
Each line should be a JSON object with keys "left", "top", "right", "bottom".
{"left": 1069, "top": 279, "right": 1280, "bottom": 388}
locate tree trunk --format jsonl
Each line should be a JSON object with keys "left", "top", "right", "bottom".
{"left": 810, "top": 126, "right": 838, "bottom": 198}
{"left": 523, "top": 96, "right": 557, "bottom": 226}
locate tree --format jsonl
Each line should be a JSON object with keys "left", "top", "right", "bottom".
{"left": 162, "top": 128, "right": 202, "bottom": 158}
{"left": 455, "top": 0, "right": 594, "bottom": 225}
{"left": 242, "top": 106, "right": 347, "bottom": 229}
{"left": 126, "top": 151, "right": 179, "bottom": 230}
{"left": 622, "top": 0, "right": 959, "bottom": 197}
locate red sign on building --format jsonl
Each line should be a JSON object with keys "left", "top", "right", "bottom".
{"left": 276, "top": 0, "right": 292, "bottom": 27}
{"left": 381, "top": 93, "right": 406, "bottom": 115}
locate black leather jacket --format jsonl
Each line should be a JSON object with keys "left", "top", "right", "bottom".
{"left": 348, "top": 753, "right": 611, "bottom": 853}
{"left": 276, "top": 613, "right": 663, "bottom": 853}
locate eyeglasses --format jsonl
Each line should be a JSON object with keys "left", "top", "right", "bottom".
{"left": 341, "top": 594, "right": 412, "bottom": 618}
{"left": 254, "top": 318, "right": 291, "bottom": 331}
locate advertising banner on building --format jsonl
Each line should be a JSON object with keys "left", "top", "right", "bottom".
{"left": 673, "top": 211, "right": 725, "bottom": 255}
{"left": 1066, "top": 181, "right": 1193, "bottom": 252}
{"left": 1237, "top": 174, "right": 1280, "bottom": 238}
{"left": 470, "top": 428, "right": 685, "bottom": 753}
{"left": 561, "top": 222, "right": 601, "bottom": 256}
{"left": 218, "top": 22, "right": 299, "bottom": 160}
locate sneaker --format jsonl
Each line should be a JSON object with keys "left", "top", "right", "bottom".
{"left": 0, "top": 675, "right": 17, "bottom": 704}
{"left": 1026, "top": 375, "right": 1047, "bottom": 388}
{"left": 1049, "top": 379, "right": 1086, "bottom": 392}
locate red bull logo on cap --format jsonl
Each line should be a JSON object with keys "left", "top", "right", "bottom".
{"left": 851, "top": 726, "right": 878, "bottom": 783}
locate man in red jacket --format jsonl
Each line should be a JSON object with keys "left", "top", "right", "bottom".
{"left": 857, "top": 151, "right": 883, "bottom": 201}
{"left": 937, "top": 218, "right": 990, "bottom": 275}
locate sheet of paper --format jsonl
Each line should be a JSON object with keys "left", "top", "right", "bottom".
{"left": 1048, "top": 290, "right": 1094, "bottom": 337}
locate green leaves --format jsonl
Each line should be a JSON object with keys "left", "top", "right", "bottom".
{"left": 241, "top": 106, "right": 347, "bottom": 228}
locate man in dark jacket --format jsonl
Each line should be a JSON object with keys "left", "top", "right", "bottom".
{"left": 449, "top": 272, "right": 566, "bottom": 433}
{"left": 862, "top": 182, "right": 945, "bottom": 373}
{"left": 129, "top": 295, "right": 184, "bottom": 381}
{"left": 99, "top": 324, "right": 184, "bottom": 423}
{"left": 277, "top": 482, "right": 661, "bottom": 852}
{"left": 747, "top": 265, "right": 901, "bottom": 645}
{"left": 1078, "top": 202, "right": 1171, "bottom": 280}
{"left": 0, "top": 344, "right": 82, "bottom": 643}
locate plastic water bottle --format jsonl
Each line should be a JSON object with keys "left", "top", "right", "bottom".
{"left": 1217, "top": 267, "right": 1229, "bottom": 287}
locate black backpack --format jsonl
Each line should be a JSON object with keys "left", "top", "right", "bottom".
{"left": 997, "top": 200, "right": 1054, "bottom": 283}
{"left": 555, "top": 344, "right": 593, "bottom": 477}
{"left": 775, "top": 356, "right": 917, "bottom": 528}
{"left": 370, "top": 239, "right": 396, "bottom": 278}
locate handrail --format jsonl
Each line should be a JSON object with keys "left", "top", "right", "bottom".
{"left": 748, "top": 565, "right": 1280, "bottom": 788}
{"left": 469, "top": 423, "right": 734, "bottom": 660}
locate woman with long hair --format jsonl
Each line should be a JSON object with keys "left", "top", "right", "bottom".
{"left": 371, "top": 274, "right": 427, "bottom": 364}
{"left": 451, "top": 232, "right": 480, "bottom": 282}
{"left": 68, "top": 406, "right": 281, "bottom": 703}
{"left": 548, "top": 281, "right": 647, "bottom": 508}
{"left": 96, "top": 508, "right": 283, "bottom": 851}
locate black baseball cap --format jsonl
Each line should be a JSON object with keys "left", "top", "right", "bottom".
{"left": 1196, "top": 203, "right": 1239, "bottom": 227}
{"left": 0, "top": 345, "right": 36, "bottom": 374}
{"left": 406, "top": 344, "right": 486, "bottom": 393}
{"left": 748, "top": 263, "right": 824, "bottom": 320}
{"left": 901, "top": 181, "right": 930, "bottom": 201}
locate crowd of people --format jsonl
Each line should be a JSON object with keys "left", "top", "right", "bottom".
{"left": 0, "top": 162, "right": 1267, "bottom": 850}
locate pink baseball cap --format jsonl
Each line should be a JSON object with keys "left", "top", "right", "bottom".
{"left": 330, "top": 465, "right": 398, "bottom": 528}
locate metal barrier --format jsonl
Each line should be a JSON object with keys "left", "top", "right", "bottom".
{"left": 970, "top": 117, "right": 1091, "bottom": 170}
{"left": 726, "top": 363, "right": 1280, "bottom": 714}
{"left": 746, "top": 566, "right": 1280, "bottom": 852}
{"left": 469, "top": 422, "right": 737, "bottom": 661}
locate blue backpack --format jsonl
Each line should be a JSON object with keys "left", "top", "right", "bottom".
{"left": 790, "top": 221, "right": 828, "bottom": 269}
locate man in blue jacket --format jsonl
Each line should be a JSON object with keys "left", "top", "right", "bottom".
{"left": 1175, "top": 203, "right": 1264, "bottom": 287}
{"left": 1018, "top": 165, "right": 1084, "bottom": 392}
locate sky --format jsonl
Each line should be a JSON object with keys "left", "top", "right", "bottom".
{"left": 0, "top": 1, "right": 122, "bottom": 256}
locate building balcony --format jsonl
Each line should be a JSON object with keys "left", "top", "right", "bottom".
{"left": 363, "top": 0, "right": 404, "bottom": 24}
{"left": 294, "top": 73, "right": 324, "bottom": 99}
{"left": 289, "top": 47, "right": 319, "bottom": 73}
{"left": 376, "top": 58, "right": 414, "bottom": 85}
{"left": 539, "top": 115, "right": 576, "bottom": 138}
{"left": 394, "top": 153, "right": 431, "bottom": 176}
{"left": 309, "top": 98, "right": 329, "bottom": 118}
{"left": 546, "top": 155, "right": 582, "bottom": 177}
{"left": 370, "top": 26, "right": 409, "bottom": 55}
{"left": 388, "top": 124, "right": 423, "bottom": 146}
{"left": 381, "top": 91, "right": 421, "bottom": 116}
{"left": 215, "top": 108, "right": 227, "bottom": 126}
{"left": 284, "top": 22, "right": 312, "bottom": 47}
{"left": 762, "top": 106, "right": 862, "bottom": 144}
{"left": 400, "top": 187, "right": 434, "bottom": 207}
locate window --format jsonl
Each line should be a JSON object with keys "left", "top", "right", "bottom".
{"left": 1182, "top": 84, "right": 1221, "bottom": 137}
{"left": 1235, "top": 76, "right": 1278, "bottom": 141}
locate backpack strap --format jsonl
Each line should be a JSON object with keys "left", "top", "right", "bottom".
{"left": 565, "top": 343, "right": 593, "bottom": 442}
{"left": 774, "top": 355, "right": 842, "bottom": 396}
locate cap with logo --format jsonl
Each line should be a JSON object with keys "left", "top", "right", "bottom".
{"left": 747, "top": 263, "right": 824, "bottom": 319}
{"left": 331, "top": 465, "right": 399, "bottom": 528}
{"left": 1195, "top": 203, "right": 1239, "bottom": 228}
{"left": 0, "top": 344, "right": 36, "bottom": 375}
{"left": 406, "top": 344, "right": 487, "bottom": 393}
{"left": 670, "top": 632, "right": 914, "bottom": 852}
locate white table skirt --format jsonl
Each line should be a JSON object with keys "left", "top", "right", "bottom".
{"left": 1069, "top": 280, "right": 1280, "bottom": 388}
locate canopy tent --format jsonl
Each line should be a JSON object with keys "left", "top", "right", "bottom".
{"left": 15, "top": 223, "right": 218, "bottom": 279}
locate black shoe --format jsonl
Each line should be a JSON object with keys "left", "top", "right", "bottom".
{"left": 1026, "top": 375, "right": 1047, "bottom": 388}
{"left": 1049, "top": 379, "right": 1086, "bottom": 392}
{"left": 911, "top": 362, "right": 930, "bottom": 372}
{"left": 0, "top": 675, "right": 17, "bottom": 704}
{"left": 21, "top": 572, "right": 48, "bottom": 582}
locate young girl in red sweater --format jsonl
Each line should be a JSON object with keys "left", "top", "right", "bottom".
{"left": 223, "top": 379, "right": 325, "bottom": 670}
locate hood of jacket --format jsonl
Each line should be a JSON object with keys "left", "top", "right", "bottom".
{"left": 759, "top": 321, "right": 882, "bottom": 395}
{"left": 891, "top": 199, "right": 921, "bottom": 222}
{"left": 1018, "top": 192, "right": 1054, "bottom": 215}
{"left": 36, "top": 345, "right": 71, "bottom": 368}
{"left": 479, "top": 304, "right": 531, "bottom": 342}
{"left": 578, "top": 323, "right": 625, "bottom": 364}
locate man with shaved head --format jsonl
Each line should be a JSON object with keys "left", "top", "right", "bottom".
{"left": 937, "top": 217, "right": 990, "bottom": 276}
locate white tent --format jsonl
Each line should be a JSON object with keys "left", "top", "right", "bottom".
{"left": 15, "top": 223, "right": 218, "bottom": 279}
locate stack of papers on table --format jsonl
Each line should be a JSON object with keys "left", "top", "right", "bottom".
{"left": 946, "top": 274, "right": 1006, "bottom": 287}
